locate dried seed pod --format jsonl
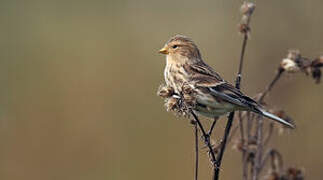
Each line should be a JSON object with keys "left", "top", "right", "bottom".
{"left": 157, "top": 84, "right": 174, "bottom": 98}
{"left": 280, "top": 58, "right": 300, "bottom": 73}
{"left": 182, "top": 83, "right": 197, "bottom": 107}
{"left": 165, "top": 97, "right": 178, "bottom": 112}
{"left": 240, "top": 2, "right": 256, "bottom": 16}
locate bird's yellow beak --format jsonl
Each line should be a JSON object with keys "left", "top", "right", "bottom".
{"left": 159, "top": 47, "right": 169, "bottom": 54}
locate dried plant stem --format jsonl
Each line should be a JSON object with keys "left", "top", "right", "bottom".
{"left": 246, "top": 69, "right": 284, "bottom": 180}
{"left": 258, "top": 68, "right": 284, "bottom": 102}
{"left": 190, "top": 111, "right": 217, "bottom": 180}
{"left": 242, "top": 149, "right": 249, "bottom": 180}
{"left": 253, "top": 116, "right": 264, "bottom": 180}
{"left": 214, "top": 112, "right": 235, "bottom": 180}
{"left": 236, "top": 34, "right": 248, "bottom": 89}
{"left": 214, "top": 22, "right": 250, "bottom": 180}
{"left": 238, "top": 112, "right": 248, "bottom": 180}
{"left": 259, "top": 149, "right": 283, "bottom": 173}
{"left": 248, "top": 68, "right": 284, "bottom": 180}
{"left": 208, "top": 117, "right": 219, "bottom": 136}
{"left": 194, "top": 122, "right": 199, "bottom": 180}
{"left": 264, "top": 123, "right": 274, "bottom": 146}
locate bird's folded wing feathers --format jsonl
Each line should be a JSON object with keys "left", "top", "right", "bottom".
{"left": 209, "top": 86, "right": 248, "bottom": 108}
{"left": 185, "top": 63, "right": 224, "bottom": 86}
{"left": 188, "top": 63, "right": 260, "bottom": 111}
{"left": 208, "top": 83, "right": 260, "bottom": 112}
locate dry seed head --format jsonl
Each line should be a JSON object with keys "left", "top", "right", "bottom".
{"left": 281, "top": 58, "right": 300, "bottom": 72}
{"left": 157, "top": 84, "right": 174, "bottom": 98}
{"left": 240, "top": 2, "right": 256, "bottom": 16}
{"left": 165, "top": 97, "right": 178, "bottom": 112}
{"left": 182, "top": 83, "right": 197, "bottom": 107}
{"left": 280, "top": 50, "right": 323, "bottom": 83}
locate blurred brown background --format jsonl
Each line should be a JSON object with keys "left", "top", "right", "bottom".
{"left": 1, "top": 0, "right": 323, "bottom": 179}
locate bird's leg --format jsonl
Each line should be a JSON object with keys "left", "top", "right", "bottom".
{"left": 207, "top": 117, "right": 219, "bottom": 138}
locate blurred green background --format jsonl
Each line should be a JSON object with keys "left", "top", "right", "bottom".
{"left": 1, "top": 0, "right": 323, "bottom": 179}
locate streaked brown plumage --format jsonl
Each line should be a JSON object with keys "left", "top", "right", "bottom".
{"left": 159, "top": 35, "right": 294, "bottom": 128}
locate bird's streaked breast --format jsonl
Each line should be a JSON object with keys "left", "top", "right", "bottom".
{"left": 164, "top": 57, "right": 190, "bottom": 94}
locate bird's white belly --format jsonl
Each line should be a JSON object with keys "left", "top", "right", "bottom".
{"left": 194, "top": 93, "right": 236, "bottom": 118}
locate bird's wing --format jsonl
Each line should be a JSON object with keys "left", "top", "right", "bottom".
{"left": 208, "top": 82, "right": 260, "bottom": 112}
{"left": 185, "top": 62, "right": 224, "bottom": 87}
{"left": 187, "top": 63, "right": 259, "bottom": 111}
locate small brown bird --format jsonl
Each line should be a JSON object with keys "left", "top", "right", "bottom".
{"left": 159, "top": 35, "right": 294, "bottom": 128}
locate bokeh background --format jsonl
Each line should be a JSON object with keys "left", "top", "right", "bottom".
{"left": 1, "top": 0, "right": 323, "bottom": 179}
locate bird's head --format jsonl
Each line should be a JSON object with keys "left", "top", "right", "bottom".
{"left": 159, "top": 35, "right": 202, "bottom": 64}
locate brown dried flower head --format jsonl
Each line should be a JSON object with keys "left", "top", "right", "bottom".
{"left": 165, "top": 96, "right": 179, "bottom": 112}
{"left": 279, "top": 50, "right": 322, "bottom": 83}
{"left": 182, "top": 83, "right": 197, "bottom": 107}
{"left": 280, "top": 50, "right": 302, "bottom": 73}
{"left": 240, "top": 2, "right": 256, "bottom": 16}
{"left": 157, "top": 84, "right": 174, "bottom": 98}
{"left": 157, "top": 83, "right": 197, "bottom": 117}
{"left": 281, "top": 58, "right": 300, "bottom": 73}
{"left": 239, "top": 2, "right": 255, "bottom": 34}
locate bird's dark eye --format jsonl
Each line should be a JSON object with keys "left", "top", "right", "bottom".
{"left": 172, "top": 45, "right": 178, "bottom": 49}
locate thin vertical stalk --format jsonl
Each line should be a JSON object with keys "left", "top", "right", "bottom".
{"left": 194, "top": 122, "right": 199, "bottom": 180}
{"left": 190, "top": 111, "right": 217, "bottom": 180}
{"left": 253, "top": 116, "right": 264, "bottom": 180}
{"left": 214, "top": 30, "right": 249, "bottom": 180}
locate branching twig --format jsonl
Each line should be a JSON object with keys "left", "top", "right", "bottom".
{"left": 190, "top": 111, "right": 218, "bottom": 180}
{"left": 264, "top": 123, "right": 274, "bottom": 147}
{"left": 258, "top": 68, "right": 284, "bottom": 103}
{"left": 214, "top": 112, "right": 235, "bottom": 180}
{"left": 214, "top": 2, "right": 255, "bottom": 180}
{"left": 208, "top": 117, "right": 219, "bottom": 136}
{"left": 253, "top": 116, "right": 264, "bottom": 180}
{"left": 238, "top": 112, "right": 248, "bottom": 180}
{"left": 259, "top": 149, "right": 283, "bottom": 173}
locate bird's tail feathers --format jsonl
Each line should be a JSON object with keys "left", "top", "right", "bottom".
{"left": 259, "top": 109, "right": 295, "bottom": 128}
